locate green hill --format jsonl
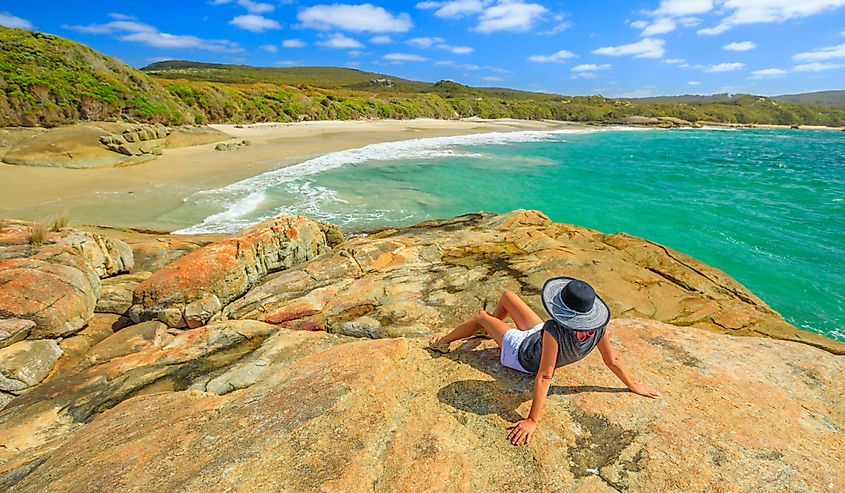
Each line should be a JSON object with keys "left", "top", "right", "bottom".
{"left": 0, "top": 26, "right": 192, "bottom": 126}
{"left": 2, "top": 26, "right": 845, "bottom": 127}
{"left": 773, "top": 90, "right": 845, "bottom": 107}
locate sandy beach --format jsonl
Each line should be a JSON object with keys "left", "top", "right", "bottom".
{"left": 0, "top": 118, "right": 569, "bottom": 232}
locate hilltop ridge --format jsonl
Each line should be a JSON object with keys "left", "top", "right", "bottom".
{"left": 2, "top": 26, "right": 845, "bottom": 127}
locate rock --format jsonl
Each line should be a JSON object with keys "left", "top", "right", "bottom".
{"left": 0, "top": 258, "right": 99, "bottom": 339}
{"left": 0, "top": 319, "right": 34, "bottom": 349}
{"left": 184, "top": 294, "right": 222, "bottom": 329}
{"left": 225, "top": 210, "right": 843, "bottom": 354}
{"left": 213, "top": 139, "right": 251, "bottom": 152}
{"left": 165, "top": 126, "right": 230, "bottom": 149}
{"left": 128, "top": 236, "right": 215, "bottom": 273}
{"left": 0, "top": 340, "right": 62, "bottom": 394}
{"left": 49, "top": 314, "right": 129, "bottom": 378}
{"left": 622, "top": 116, "right": 700, "bottom": 128}
{"left": 2, "top": 319, "right": 842, "bottom": 492}
{"left": 0, "top": 224, "right": 134, "bottom": 338}
{"left": 131, "top": 216, "right": 343, "bottom": 328}
{"left": 0, "top": 320, "right": 277, "bottom": 466}
{"left": 1, "top": 125, "right": 154, "bottom": 168}
{"left": 86, "top": 321, "right": 170, "bottom": 363}
{"left": 96, "top": 272, "right": 152, "bottom": 315}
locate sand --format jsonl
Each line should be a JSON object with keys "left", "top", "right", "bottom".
{"left": 0, "top": 119, "right": 570, "bottom": 232}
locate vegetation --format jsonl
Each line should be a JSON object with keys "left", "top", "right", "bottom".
{"left": 49, "top": 213, "right": 69, "bottom": 232}
{"left": 1, "top": 26, "right": 844, "bottom": 128}
{"left": 29, "top": 223, "right": 47, "bottom": 245}
{"left": 773, "top": 90, "right": 845, "bottom": 107}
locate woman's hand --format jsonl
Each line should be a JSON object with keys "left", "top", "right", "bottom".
{"left": 630, "top": 383, "right": 661, "bottom": 398}
{"left": 507, "top": 418, "right": 537, "bottom": 446}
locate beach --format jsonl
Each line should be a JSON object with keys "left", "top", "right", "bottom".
{"left": 0, "top": 118, "right": 570, "bottom": 232}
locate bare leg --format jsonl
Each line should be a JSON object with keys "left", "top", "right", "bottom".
{"left": 429, "top": 291, "right": 543, "bottom": 353}
{"left": 435, "top": 310, "right": 510, "bottom": 348}
{"left": 490, "top": 291, "right": 543, "bottom": 330}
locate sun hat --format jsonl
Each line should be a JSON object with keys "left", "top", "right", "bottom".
{"left": 541, "top": 277, "right": 610, "bottom": 332}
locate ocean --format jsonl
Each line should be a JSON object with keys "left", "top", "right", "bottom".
{"left": 171, "top": 127, "right": 845, "bottom": 342}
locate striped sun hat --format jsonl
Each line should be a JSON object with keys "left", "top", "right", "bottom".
{"left": 541, "top": 277, "right": 610, "bottom": 332}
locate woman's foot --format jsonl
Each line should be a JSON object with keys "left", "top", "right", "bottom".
{"left": 428, "top": 336, "right": 451, "bottom": 353}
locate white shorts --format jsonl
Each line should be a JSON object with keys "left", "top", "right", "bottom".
{"left": 500, "top": 322, "right": 544, "bottom": 373}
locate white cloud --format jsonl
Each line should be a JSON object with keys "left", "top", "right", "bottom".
{"left": 793, "top": 43, "right": 845, "bottom": 61}
{"left": 260, "top": 44, "right": 278, "bottom": 53}
{"left": 652, "top": 0, "right": 713, "bottom": 17}
{"left": 699, "top": 0, "right": 845, "bottom": 35}
{"left": 630, "top": 20, "right": 648, "bottom": 29}
{"left": 384, "top": 53, "right": 428, "bottom": 62}
{"left": 237, "top": 0, "right": 274, "bottom": 14}
{"left": 212, "top": 0, "right": 275, "bottom": 14}
{"left": 317, "top": 33, "right": 364, "bottom": 49}
{"left": 408, "top": 37, "right": 473, "bottom": 54}
{"left": 572, "top": 63, "right": 611, "bottom": 72}
{"left": 482, "top": 75, "right": 505, "bottom": 81}
{"left": 64, "top": 17, "right": 242, "bottom": 52}
{"left": 793, "top": 62, "right": 844, "bottom": 71}
{"left": 475, "top": 1, "right": 548, "bottom": 33}
{"left": 665, "top": 58, "right": 686, "bottom": 64}
{"left": 229, "top": 14, "right": 281, "bottom": 32}
{"left": 283, "top": 39, "right": 307, "bottom": 48}
{"left": 539, "top": 14, "right": 572, "bottom": 35}
{"left": 593, "top": 38, "right": 665, "bottom": 59}
{"left": 723, "top": 41, "right": 756, "bottom": 51}
{"left": 528, "top": 49, "right": 577, "bottom": 63}
{"left": 642, "top": 18, "right": 676, "bottom": 36}
{"left": 704, "top": 62, "right": 745, "bottom": 72}
{"left": 298, "top": 4, "right": 413, "bottom": 33}
{"left": 408, "top": 37, "right": 445, "bottom": 48}
{"left": 751, "top": 68, "right": 788, "bottom": 77}
{"left": 417, "top": 0, "right": 488, "bottom": 18}
{"left": 441, "top": 44, "right": 474, "bottom": 54}
{"left": 0, "top": 12, "right": 33, "bottom": 29}
{"left": 369, "top": 35, "right": 393, "bottom": 44}
{"left": 274, "top": 60, "right": 302, "bottom": 66}
{"left": 688, "top": 81, "right": 701, "bottom": 86}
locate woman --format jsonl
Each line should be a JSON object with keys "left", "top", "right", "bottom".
{"left": 429, "top": 277, "right": 660, "bottom": 446}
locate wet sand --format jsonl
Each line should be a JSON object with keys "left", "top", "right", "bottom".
{"left": 0, "top": 119, "right": 569, "bottom": 232}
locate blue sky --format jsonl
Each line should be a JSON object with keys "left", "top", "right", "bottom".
{"left": 2, "top": 1, "right": 845, "bottom": 97}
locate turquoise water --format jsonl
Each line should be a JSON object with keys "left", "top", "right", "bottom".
{"left": 175, "top": 127, "right": 845, "bottom": 341}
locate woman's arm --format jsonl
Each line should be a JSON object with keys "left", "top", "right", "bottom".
{"left": 507, "top": 330, "right": 558, "bottom": 446}
{"left": 596, "top": 335, "right": 660, "bottom": 398}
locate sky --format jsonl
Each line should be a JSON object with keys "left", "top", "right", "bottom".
{"left": 2, "top": 0, "right": 845, "bottom": 97}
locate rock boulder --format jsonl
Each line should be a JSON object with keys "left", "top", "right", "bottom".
{"left": 131, "top": 216, "right": 343, "bottom": 328}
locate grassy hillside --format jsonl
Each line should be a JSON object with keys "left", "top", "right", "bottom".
{"left": 0, "top": 26, "right": 192, "bottom": 127}
{"left": 773, "top": 90, "right": 845, "bottom": 107}
{"left": 1, "top": 26, "right": 845, "bottom": 128}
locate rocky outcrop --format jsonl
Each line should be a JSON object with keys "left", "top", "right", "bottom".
{"left": 0, "top": 222, "right": 133, "bottom": 338}
{"left": 97, "top": 123, "right": 170, "bottom": 158}
{"left": 0, "top": 210, "right": 842, "bottom": 492}
{"left": 165, "top": 125, "right": 230, "bottom": 148}
{"left": 214, "top": 139, "right": 251, "bottom": 151}
{"left": 130, "top": 216, "right": 343, "bottom": 328}
{"left": 224, "top": 210, "right": 842, "bottom": 354}
{"left": 96, "top": 272, "right": 152, "bottom": 315}
{"left": 623, "top": 116, "right": 702, "bottom": 128}
{"left": 0, "top": 320, "right": 33, "bottom": 349}
{"left": 1, "top": 318, "right": 842, "bottom": 492}
{"left": 0, "top": 123, "right": 229, "bottom": 168}
{"left": 0, "top": 340, "right": 62, "bottom": 396}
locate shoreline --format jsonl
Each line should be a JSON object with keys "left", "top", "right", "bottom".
{"left": 0, "top": 117, "right": 841, "bottom": 233}
{"left": 0, "top": 118, "right": 574, "bottom": 232}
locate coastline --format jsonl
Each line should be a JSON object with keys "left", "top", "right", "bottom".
{"left": 0, "top": 118, "right": 573, "bottom": 232}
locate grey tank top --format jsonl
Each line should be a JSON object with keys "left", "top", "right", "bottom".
{"left": 517, "top": 320, "right": 606, "bottom": 374}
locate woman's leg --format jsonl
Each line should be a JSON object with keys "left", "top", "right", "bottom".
{"left": 490, "top": 291, "right": 543, "bottom": 330}
{"left": 433, "top": 310, "right": 511, "bottom": 348}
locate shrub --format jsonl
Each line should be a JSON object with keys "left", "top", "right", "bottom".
{"left": 29, "top": 223, "right": 48, "bottom": 245}
{"left": 50, "top": 212, "right": 69, "bottom": 232}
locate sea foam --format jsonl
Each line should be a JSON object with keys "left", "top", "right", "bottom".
{"left": 173, "top": 127, "right": 598, "bottom": 234}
